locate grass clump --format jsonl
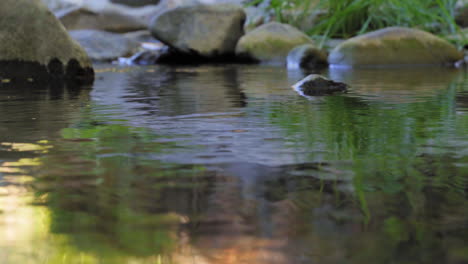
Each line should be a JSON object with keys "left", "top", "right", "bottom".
{"left": 247, "top": 0, "right": 463, "bottom": 48}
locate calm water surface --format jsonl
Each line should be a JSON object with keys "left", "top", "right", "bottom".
{"left": 0, "top": 65, "right": 467, "bottom": 264}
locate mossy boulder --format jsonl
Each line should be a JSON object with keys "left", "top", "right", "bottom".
{"left": 235, "top": 22, "right": 314, "bottom": 64}
{"left": 0, "top": 0, "right": 93, "bottom": 83}
{"left": 150, "top": 4, "right": 246, "bottom": 58}
{"left": 328, "top": 27, "right": 463, "bottom": 68}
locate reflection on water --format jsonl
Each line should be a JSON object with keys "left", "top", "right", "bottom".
{"left": 0, "top": 65, "right": 467, "bottom": 263}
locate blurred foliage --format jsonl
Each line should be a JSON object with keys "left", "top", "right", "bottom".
{"left": 247, "top": 0, "right": 464, "bottom": 48}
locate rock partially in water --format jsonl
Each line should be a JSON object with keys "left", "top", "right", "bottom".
{"left": 70, "top": 30, "right": 140, "bottom": 62}
{"left": 118, "top": 49, "right": 167, "bottom": 65}
{"left": 57, "top": 6, "right": 147, "bottom": 33}
{"left": 328, "top": 27, "right": 463, "bottom": 68}
{"left": 0, "top": 0, "right": 94, "bottom": 84}
{"left": 235, "top": 22, "right": 314, "bottom": 65}
{"left": 287, "top": 44, "right": 328, "bottom": 69}
{"left": 292, "top": 74, "right": 348, "bottom": 96}
{"left": 150, "top": 4, "right": 246, "bottom": 59}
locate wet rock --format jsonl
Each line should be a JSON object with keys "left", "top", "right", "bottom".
{"left": 328, "top": 27, "right": 463, "bottom": 68}
{"left": 57, "top": 7, "right": 147, "bottom": 33}
{"left": 150, "top": 4, "right": 246, "bottom": 58}
{"left": 287, "top": 44, "right": 328, "bottom": 69}
{"left": 0, "top": 0, "right": 93, "bottom": 84}
{"left": 235, "top": 22, "right": 314, "bottom": 64}
{"left": 118, "top": 49, "right": 167, "bottom": 65}
{"left": 70, "top": 30, "right": 140, "bottom": 61}
{"left": 292, "top": 74, "right": 348, "bottom": 96}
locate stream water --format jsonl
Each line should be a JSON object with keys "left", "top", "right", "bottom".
{"left": 0, "top": 64, "right": 467, "bottom": 264}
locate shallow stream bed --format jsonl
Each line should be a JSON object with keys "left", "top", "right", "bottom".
{"left": 0, "top": 64, "right": 467, "bottom": 264}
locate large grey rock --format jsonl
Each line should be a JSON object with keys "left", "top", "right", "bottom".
{"left": 235, "top": 22, "right": 313, "bottom": 64}
{"left": 0, "top": 0, "right": 93, "bottom": 83}
{"left": 123, "top": 30, "right": 161, "bottom": 43}
{"left": 150, "top": 4, "right": 246, "bottom": 57}
{"left": 44, "top": 0, "right": 162, "bottom": 30}
{"left": 328, "top": 27, "right": 463, "bottom": 68}
{"left": 292, "top": 74, "right": 348, "bottom": 96}
{"left": 57, "top": 7, "right": 147, "bottom": 33}
{"left": 287, "top": 44, "right": 328, "bottom": 69}
{"left": 70, "top": 30, "right": 140, "bottom": 61}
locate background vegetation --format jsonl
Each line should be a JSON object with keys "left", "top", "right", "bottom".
{"left": 248, "top": 0, "right": 463, "bottom": 47}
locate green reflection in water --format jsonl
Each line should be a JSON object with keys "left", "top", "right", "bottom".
{"left": 30, "top": 119, "right": 214, "bottom": 263}
{"left": 268, "top": 72, "right": 468, "bottom": 263}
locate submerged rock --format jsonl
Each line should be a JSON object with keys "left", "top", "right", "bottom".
{"left": 235, "top": 22, "right": 314, "bottom": 64}
{"left": 150, "top": 4, "right": 246, "bottom": 59}
{"left": 70, "top": 30, "right": 140, "bottom": 61}
{"left": 328, "top": 27, "right": 463, "bottom": 68}
{"left": 287, "top": 44, "right": 328, "bottom": 69}
{"left": 0, "top": 0, "right": 93, "bottom": 84}
{"left": 292, "top": 74, "right": 348, "bottom": 96}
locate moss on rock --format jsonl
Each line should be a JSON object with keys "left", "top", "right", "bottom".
{"left": 235, "top": 22, "right": 314, "bottom": 64}
{"left": 328, "top": 27, "right": 463, "bottom": 67}
{"left": 0, "top": 0, "right": 93, "bottom": 83}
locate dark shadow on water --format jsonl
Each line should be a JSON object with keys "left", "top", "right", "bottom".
{"left": 0, "top": 79, "right": 92, "bottom": 143}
